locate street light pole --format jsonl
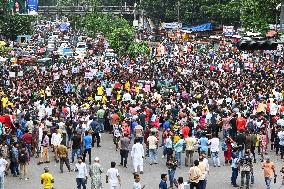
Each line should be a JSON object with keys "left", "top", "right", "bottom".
{"left": 178, "top": 0, "right": 180, "bottom": 23}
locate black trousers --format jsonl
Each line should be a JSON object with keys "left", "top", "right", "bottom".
{"left": 92, "top": 133, "right": 100, "bottom": 147}
{"left": 83, "top": 148, "right": 91, "bottom": 163}
{"left": 190, "top": 182, "right": 200, "bottom": 189}
{"left": 120, "top": 149, "right": 129, "bottom": 167}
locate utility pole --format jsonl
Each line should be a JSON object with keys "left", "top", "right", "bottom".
{"left": 280, "top": 0, "right": 284, "bottom": 32}
{"left": 178, "top": 0, "right": 180, "bottom": 23}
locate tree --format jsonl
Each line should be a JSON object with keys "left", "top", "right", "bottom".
{"left": 241, "top": 0, "right": 281, "bottom": 33}
{"left": 0, "top": 14, "right": 35, "bottom": 40}
{"left": 0, "top": 46, "right": 11, "bottom": 58}
{"left": 108, "top": 26, "right": 134, "bottom": 56}
{"left": 127, "top": 41, "right": 150, "bottom": 58}
{"left": 81, "top": 13, "right": 135, "bottom": 56}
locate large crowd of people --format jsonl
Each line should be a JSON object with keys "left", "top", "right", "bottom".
{"left": 0, "top": 21, "right": 284, "bottom": 189}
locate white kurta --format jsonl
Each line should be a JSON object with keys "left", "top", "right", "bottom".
{"left": 131, "top": 143, "right": 144, "bottom": 172}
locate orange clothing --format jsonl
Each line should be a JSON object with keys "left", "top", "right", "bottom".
{"left": 262, "top": 162, "right": 275, "bottom": 178}
{"left": 112, "top": 113, "right": 120, "bottom": 125}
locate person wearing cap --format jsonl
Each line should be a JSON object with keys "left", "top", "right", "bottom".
{"left": 40, "top": 167, "right": 54, "bottom": 189}
{"left": 159, "top": 173, "right": 168, "bottom": 189}
{"left": 89, "top": 157, "right": 103, "bottom": 189}
{"left": 262, "top": 157, "right": 275, "bottom": 189}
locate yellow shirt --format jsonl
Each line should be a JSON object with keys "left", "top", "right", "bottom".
{"left": 7, "top": 102, "right": 14, "bottom": 108}
{"left": 135, "top": 86, "right": 140, "bottom": 94}
{"left": 97, "top": 86, "right": 104, "bottom": 96}
{"left": 125, "top": 81, "right": 130, "bottom": 91}
{"left": 117, "top": 90, "right": 121, "bottom": 101}
{"left": 1, "top": 97, "right": 8, "bottom": 108}
{"left": 82, "top": 103, "right": 90, "bottom": 108}
{"left": 173, "top": 135, "right": 180, "bottom": 144}
{"left": 87, "top": 96, "right": 93, "bottom": 101}
{"left": 40, "top": 172, "right": 54, "bottom": 189}
{"left": 102, "top": 95, "right": 107, "bottom": 104}
{"left": 39, "top": 89, "right": 45, "bottom": 97}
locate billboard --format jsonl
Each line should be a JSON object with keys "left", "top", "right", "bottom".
{"left": 8, "top": 0, "right": 38, "bottom": 15}
{"left": 27, "top": 0, "right": 38, "bottom": 15}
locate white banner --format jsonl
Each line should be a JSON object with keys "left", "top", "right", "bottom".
{"left": 162, "top": 22, "right": 182, "bottom": 29}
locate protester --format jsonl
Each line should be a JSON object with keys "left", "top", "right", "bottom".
{"left": 0, "top": 19, "right": 284, "bottom": 189}
{"left": 159, "top": 174, "right": 168, "bottom": 189}
{"left": 106, "top": 162, "right": 121, "bottom": 189}
{"left": 75, "top": 156, "right": 88, "bottom": 189}
{"left": 188, "top": 160, "right": 202, "bottom": 189}
{"left": 119, "top": 133, "right": 130, "bottom": 168}
{"left": 262, "top": 157, "right": 276, "bottom": 189}
{"left": 131, "top": 138, "right": 144, "bottom": 174}
{"left": 0, "top": 153, "right": 9, "bottom": 189}
{"left": 19, "top": 145, "right": 29, "bottom": 180}
{"left": 40, "top": 167, "right": 54, "bottom": 189}
{"left": 89, "top": 157, "right": 103, "bottom": 189}
{"left": 239, "top": 149, "right": 253, "bottom": 189}
{"left": 133, "top": 173, "right": 145, "bottom": 189}
{"left": 57, "top": 143, "right": 71, "bottom": 173}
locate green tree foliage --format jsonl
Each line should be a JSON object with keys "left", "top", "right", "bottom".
{"left": 81, "top": 13, "right": 135, "bottom": 56}
{"left": 108, "top": 27, "right": 134, "bottom": 56}
{"left": 241, "top": 0, "right": 281, "bottom": 32}
{"left": 0, "top": 46, "right": 12, "bottom": 58}
{"left": 127, "top": 41, "right": 150, "bottom": 58}
{"left": 141, "top": 0, "right": 280, "bottom": 31}
{"left": 141, "top": 0, "right": 242, "bottom": 26}
{"left": 0, "top": 14, "right": 35, "bottom": 40}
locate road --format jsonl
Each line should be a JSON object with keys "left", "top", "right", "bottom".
{"left": 5, "top": 133, "right": 284, "bottom": 189}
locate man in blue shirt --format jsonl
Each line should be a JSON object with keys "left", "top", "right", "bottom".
{"left": 159, "top": 174, "right": 168, "bottom": 189}
{"left": 90, "top": 116, "right": 101, "bottom": 148}
{"left": 83, "top": 131, "right": 92, "bottom": 164}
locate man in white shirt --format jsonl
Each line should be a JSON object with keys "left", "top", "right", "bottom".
{"left": 209, "top": 135, "right": 220, "bottom": 167}
{"left": 106, "top": 162, "right": 121, "bottom": 189}
{"left": 270, "top": 101, "right": 278, "bottom": 117}
{"left": 277, "top": 116, "right": 284, "bottom": 127}
{"left": 122, "top": 92, "right": 132, "bottom": 102}
{"left": 51, "top": 129, "right": 62, "bottom": 163}
{"left": 75, "top": 157, "right": 88, "bottom": 189}
{"left": 0, "top": 153, "right": 9, "bottom": 189}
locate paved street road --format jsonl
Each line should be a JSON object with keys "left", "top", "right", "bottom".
{"left": 5, "top": 133, "right": 284, "bottom": 189}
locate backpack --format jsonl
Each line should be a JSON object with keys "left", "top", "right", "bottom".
{"left": 247, "top": 121, "right": 254, "bottom": 131}
{"left": 211, "top": 113, "right": 217, "bottom": 125}
{"left": 18, "top": 151, "right": 28, "bottom": 163}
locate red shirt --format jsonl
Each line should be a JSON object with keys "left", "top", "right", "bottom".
{"left": 236, "top": 117, "right": 247, "bottom": 131}
{"left": 22, "top": 133, "right": 33, "bottom": 145}
{"left": 182, "top": 126, "right": 190, "bottom": 138}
